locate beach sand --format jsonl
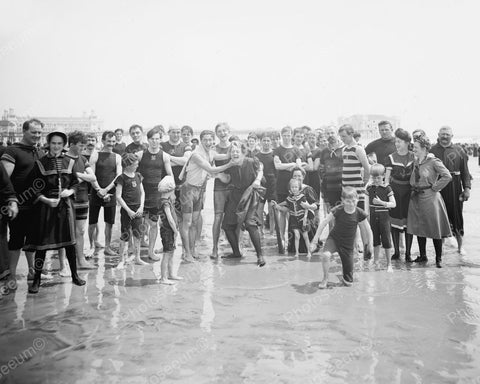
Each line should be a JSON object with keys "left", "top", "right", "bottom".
{"left": 1, "top": 162, "right": 480, "bottom": 383}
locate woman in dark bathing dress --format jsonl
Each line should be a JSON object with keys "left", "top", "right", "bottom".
{"left": 24, "top": 132, "right": 86, "bottom": 293}
{"left": 384, "top": 128, "right": 415, "bottom": 262}
{"left": 220, "top": 141, "right": 266, "bottom": 266}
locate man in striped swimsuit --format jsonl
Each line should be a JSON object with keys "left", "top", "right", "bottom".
{"left": 338, "top": 124, "right": 370, "bottom": 210}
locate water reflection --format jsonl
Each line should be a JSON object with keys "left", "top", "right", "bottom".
{"left": 200, "top": 262, "right": 215, "bottom": 333}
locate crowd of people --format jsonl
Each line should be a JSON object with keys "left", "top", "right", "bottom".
{"left": 0, "top": 119, "right": 472, "bottom": 293}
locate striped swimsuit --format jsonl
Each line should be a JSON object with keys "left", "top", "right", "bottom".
{"left": 342, "top": 145, "right": 365, "bottom": 203}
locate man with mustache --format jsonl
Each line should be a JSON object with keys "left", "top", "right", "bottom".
{"left": 430, "top": 126, "right": 472, "bottom": 255}
{"left": 83, "top": 134, "right": 98, "bottom": 161}
{"left": 88, "top": 131, "right": 122, "bottom": 256}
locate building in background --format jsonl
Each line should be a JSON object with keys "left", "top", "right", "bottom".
{"left": 0, "top": 108, "right": 103, "bottom": 144}
{"left": 337, "top": 114, "right": 400, "bottom": 144}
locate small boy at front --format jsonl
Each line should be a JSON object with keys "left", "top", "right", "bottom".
{"left": 311, "top": 187, "right": 373, "bottom": 288}
{"left": 365, "top": 163, "right": 396, "bottom": 272}
{"left": 115, "top": 153, "right": 146, "bottom": 269}
{"left": 158, "top": 175, "right": 182, "bottom": 284}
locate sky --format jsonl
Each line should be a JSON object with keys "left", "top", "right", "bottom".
{"left": 1, "top": 0, "right": 480, "bottom": 139}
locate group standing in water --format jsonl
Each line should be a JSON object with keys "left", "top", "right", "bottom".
{"left": 0, "top": 119, "right": 472, "bottom": 293}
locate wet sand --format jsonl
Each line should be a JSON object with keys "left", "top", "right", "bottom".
{"left": 1, "top": 164, "right": 480, "bottom": 383}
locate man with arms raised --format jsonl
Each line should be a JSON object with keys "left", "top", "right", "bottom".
{"left": 180, "top": 130, "right": 234, "bottom": 262}
{"left": 211, "top": 122, "right": 231, "bottom": 259}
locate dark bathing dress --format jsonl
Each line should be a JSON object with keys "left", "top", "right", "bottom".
{"left": 23, "top": 154, "right": 78, "bottom": 251}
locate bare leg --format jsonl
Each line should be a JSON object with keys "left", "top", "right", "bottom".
{"left": 116, "top": 240, "right": 127, "bottom": 269}
{"left": 191, "top": 211, "right": 201, "bottom": 258}
{"left": 133, "top": 236, "right": 140, "bottom": 260}
{"left": 168, "top": 250, "right": 183, "bottom": 280}
{"left": 456, "top": 230, "right": 465, "bottom": 255}
{"left": 294, "top": 229, "right": 300, "bottom": 257}
{"left": 196, "top": 214, "right": 203, "bottom": 243}
{"left": 268, "top": 202, "right": 275, "bottom": 235}
{"left": 318, "top": 251, "right": 331, "bottom": 288}
{"left": 75, "top": 220, "right": 93, "bottom": 268}
{"left": 58, "top": 248, "right": 70, "bottom": 276}
{"left": 212, "top": 212, "right": 224, "bottom": 259}
{"left": 141, "top": 218, "right": 149, "bottom": 247}
{"left": 147, "top": 217, "right": 159, "bottom": 260}
{"left": 105, "top": 223, "right": 113, "bottom": 250}
{"left": 373, "top": 245, "right": 381, "bottom": 266}
{"left": 160, "top": 253, "right": 174, "bottom": 284}
{"left": 278, "top": 210, "right": 287, "bottom": 248}
{"left": 88, "top": 223, "right": 100, "bottom": 251}
{"left": 180, "top": 212, "right": 195, "bottom": 261}
{"left": 385, "top": 247, "right": 393, "bottom": 272}
{"left": 302, "top": 231, "right": 312, "bottom": 258}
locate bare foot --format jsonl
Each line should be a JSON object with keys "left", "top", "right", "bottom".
{"left": 59, "top": 268, "right": 71, "bottom": 277}
{"left": 387, "top": 265, "right": 393, "bottom": 273}
{"left": 159, "top": 278, "right": 175, "bottom": 285}
{"left": 149, "top": 253, "right": 161, "bottom": 261}
{"left": 104, "top": 247, "right": 118, "bottom": 256}
{"left": 318, "top": 280, "right": 328, "bottom": 289}
{"left": 183, "top": 255, "right": 196, "bottom": 263}
{"left": 294, "top": 253, "right": 299, "bottom": 258}
{"left": 42, "top": 271, "right": 54, "bottom": 280}
{"left": 211, "top": 248, "right": 218, "bottom": 260}
{"left": 307, "top": 252, "right": 312, "bottom": 258}
{"left": 78, "top": 262, "right": 96, "bottom": 270}
{"left": 135, "top": 258, "right": 149, "bottom": 266}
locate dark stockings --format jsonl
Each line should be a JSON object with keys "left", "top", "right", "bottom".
{"left": 29, "top": 245, "right": 85, "bottom": 294}
{"left": 416, "top": 236, "right": 443, "bottom": 263}
{"left": 391, "top": 228, "right": 401, "bottom": 258}
{"left": 224, "top": 229, "right": 242, "bottom": 257}
{"left": 224, "top": 225, "right": 265, "bottom": 266}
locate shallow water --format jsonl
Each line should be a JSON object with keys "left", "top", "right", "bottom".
{"left": 1, "top": 165, "right": 480, "bottom": 384}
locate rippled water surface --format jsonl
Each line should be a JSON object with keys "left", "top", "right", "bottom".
{"left": 1, "top": 165, "right": 480, "bottom": 384}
